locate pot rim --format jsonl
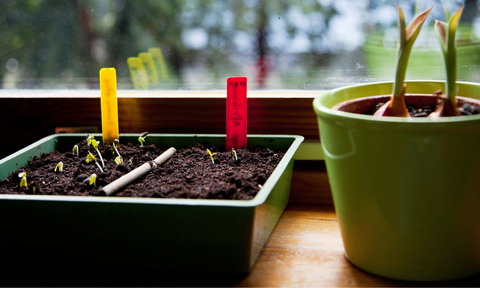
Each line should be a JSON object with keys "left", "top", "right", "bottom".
{"left": 313, "top": 80, "right": 480, "bottom": 123}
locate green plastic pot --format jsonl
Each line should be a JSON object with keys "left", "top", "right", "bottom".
{"left": 313, "top": 81, "right": 480, "bottom": 281}
{"left": 0, "top": 133, "right": 303, "bottom": 274}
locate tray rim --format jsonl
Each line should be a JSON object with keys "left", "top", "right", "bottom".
{"left": 0, "top": 133, "right": 304, "bottom": 208}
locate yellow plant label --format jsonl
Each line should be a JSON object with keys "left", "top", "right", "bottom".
{"left": 100, "top": 67, "right": 119, "bottom": 144}
{"left": 149, "top": 47, "right": 169, "bottom": 79}
{"left": 127, "top": 57, "right": 149, "bottom": 89}
{"left": 138, "top": 52, "right": 159, "bottom": 84}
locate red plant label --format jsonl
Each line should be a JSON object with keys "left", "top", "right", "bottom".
{"left": 226, "top": 77, "right": 247, "bottom": 150}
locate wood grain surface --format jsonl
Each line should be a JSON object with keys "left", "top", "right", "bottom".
{"left": 3, "top": 204, "right": 480, "bottom": 287}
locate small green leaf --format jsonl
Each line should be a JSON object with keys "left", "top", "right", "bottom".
{"left": 113, "top": 139, "right": 119, "bottom": 148}
{"left": 231, "top": 148, "right": 238, "bottom": 161}
{"left": 18, "top": 172, "right": 27, "bottom": 189}
{"left": 115, "top": 156, "right": 123, "bottom": 164}
{"left": 138, "top": 132, "right": 148, "bottom": 147}
{"left": 72, "top": 145, "right": 79, "bottom": 157}
{"left": 86, "top": 173, "right": 97, "bottom": 187}
{"left": 207, "top": 149, "right": 217, "bottom": 164}
{"left": 113, "top": 139, "right": 122, "bottom": 159}
{"left": 54, "top": 162, "right": 63, "bottom": 173}
{"left": 86, "top": 152, "right": 95, "bottom": 163}
{"left": 87, "top": 135, "right": 95, "bottom": 146}
{"left": 91, "top": 139, "right": 99, "bottom": 150}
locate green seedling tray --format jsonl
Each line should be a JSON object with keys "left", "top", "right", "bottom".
{"left": 0, "top": 134, "right": 303, "bottom": 274}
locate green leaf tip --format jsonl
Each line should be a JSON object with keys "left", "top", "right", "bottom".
{"left": 434, "top": 3, "right": 464, "bottom": 110}
{"left": 207, "top": 149, "right": 217, "bottom": 164}
{"left": 375, "top": 3, "right": 432, "bottom": 118}
{"left": 138, "top": 132, "right": 148, "bottom": 147}
{"left": 54, "top": 162, "right": 63, "bottom": 173}
{"left": 231, "top": 148, "right": 238, "bottom": 161}
{"left": 86, "top": 152, "right": 103, "bottom": 173}
{"left": 87, "top": 134, "right": 95, "bottom": 146}
{"left": 113, "top": 139, "right": 122, "bottom": 159}
{"left": 393, "top": 3, "right": 433, "bottom": 99}
{"left": 86, "top": 152, "right": 95, "bottom": 163}
{"left": 18, "top": 172, "right": 28, "bottom": 189}
{"left": 85, "top": 173, "right": 97, "bottom": 187}
{"left": 72, "top": 145, "right": 79, "bottom": 157}
{"left": 115, "top": 156, "right": 123, "bottom": 165}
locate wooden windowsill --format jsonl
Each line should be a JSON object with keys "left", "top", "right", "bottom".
{"left": 3, "top": 204, "right": 480, "bottom": 286}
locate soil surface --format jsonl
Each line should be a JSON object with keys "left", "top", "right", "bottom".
{"left": 364, "top": 102, "right": 480, "bottom": 117}
{"left": 0, "top": 138, "right": 284, "bottom": 200}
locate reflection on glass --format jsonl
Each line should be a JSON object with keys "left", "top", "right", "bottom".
{"left": 0, "top": 0, "right": 478, "bottom": 90}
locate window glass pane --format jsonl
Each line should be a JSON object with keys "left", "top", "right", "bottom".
{"left": 1, "top": 0, "right": 478, "bottom": 90}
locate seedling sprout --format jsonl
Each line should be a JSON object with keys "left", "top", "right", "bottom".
{"left": 207, "top": 149, "right": 217, "bottom": 164}
{"left": 72, "top": 145, "right": 79, "bottom": 157}
{"left": 18, "top": 172, "right": 27, "bottom": 190}
{"left": 87, "top": 134, "right": 95, "bottom": 146}
{"left": 138, "top": 132, "right": 148, "bottom": 147}
{"left": 113, "top": 139, "right": 121, "bottom": 156}
{"left": 54, "top": 162, "right": 63, "bottom": 173}
{"left": 231, "top": 148, "right": 238, "bottom": 161}
{"left": 374, "top": 4, "right": 432, "bottom": 117}
{"left": 433, "top": 4, "right": 464, "bottom": 116}
{"left": 115, "top": 156, "right": 123, "bottom": 165}
{"left": 86, "top": 152, "right": 104, "bottom": 173}
{"left": 85, "top": 173, "right": 97, "bottom": 187}
{"left": 88, "top": 136, "right": 105, "bottom": 168}
{"left": 113, "top": 139, "right": 123, "bottom": 164}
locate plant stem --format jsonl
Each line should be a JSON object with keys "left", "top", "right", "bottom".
{"left": 96, "top": 148, "right": 105, "bottom": 168}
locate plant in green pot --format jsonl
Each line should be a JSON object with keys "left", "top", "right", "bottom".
{"left": 313, "top": 3, "right": 480, "bottom": 282}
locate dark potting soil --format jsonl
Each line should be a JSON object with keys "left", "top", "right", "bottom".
{"left": 364, "top": 102, "right": 480, "bottom": 117}
{"left": 0, "top": 139, "right": 284, "bottom": 200}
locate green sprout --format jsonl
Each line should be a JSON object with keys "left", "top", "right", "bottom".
{"left": 374, "top": 4, "right": 432, "bottom": 117}
{"left": 85, "top": 173, "right": 97, "bottom": 187}
{"left": 115, "top": 156, "right": 123, "bottom": 165}
{"left": 86, "top": 134, "right": 95, "bottom": 146}
{"left": 86, "top": 152, "right": 104, "bottom": 173}
{"left": 18, "top": 172, "right": 28, "bottom": 190}
{"left": 433, "top": 4, "right": 464, "bottom": 116}
{"left": 138, "top": 132, "right": 148, "bottom": 147}
{"left": 72, "top": 145, "right": 79, "bottom": 157}
{"left": 88, "top": 136, "right": 105, "bottom": 168}
{"left": 207, "top": 149, "right": 217, "bottom": 164}
{"left": 231, "top": 148, "right": 238, "bottom": 161}
{"left": 113, "top": 139, "right": 121, "bottom": 156}
{"left": 113, "top": 139, "right": 123, "bottom": 164}
{"left": 54, "top": 162, "right": 63, "bottom": 173}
